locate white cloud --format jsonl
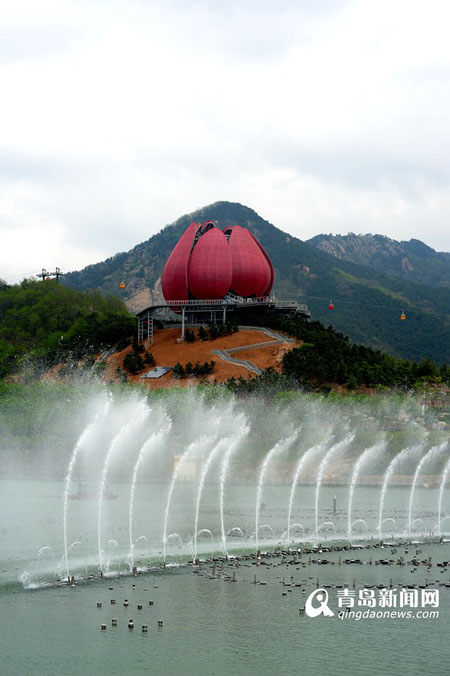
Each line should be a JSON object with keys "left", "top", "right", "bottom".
{"left": 1, "top": 0, "right": 450, "bottom": 281}
{"left": 0, "top": 178, "right": 105, "bottom": 280}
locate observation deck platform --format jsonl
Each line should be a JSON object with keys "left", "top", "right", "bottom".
{"left": 136, "top": 295, "right": 310, "bottom": 343}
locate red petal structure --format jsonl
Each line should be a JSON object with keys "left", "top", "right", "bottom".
{"left": 187, "top": 228, "right": 232, "bottom": 299}
{"left": 249, "top": 232, "right": 274, "bottom": 296}
{"left": 161, "top": 221, "right": 199, "bottom": 300}
{"left": 161, "top": 220, "right": 274, "bottom": 301}
{"left": 200, "top": 220, "right": 215, "bottom": 235}
{"left": 228, "top": 225, "right": 272, "bottom": 297}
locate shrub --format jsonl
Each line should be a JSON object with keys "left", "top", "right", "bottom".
{"left": 117, "top": 336, "right": 132, "bottom": 351}
{"left": 208, "top": 324, "right": 219, "bottom": 340}
{"left": 172, "top": 362, "right": 185, "bottom": 378}
{"left": 123, "top": 352, "right": 144, "bottom": 374}
{"left": 184, "top": 329, "right": 196, "bottom": 343}
{"left": 144, "top": 352, "right": 155, "bottom": 366}
{"left": 198, "top": 325, "right": 208, "bottom": 341}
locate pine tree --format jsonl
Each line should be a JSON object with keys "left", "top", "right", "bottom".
{"left": 172, "top": 362, "right": 185, "bottom": 378}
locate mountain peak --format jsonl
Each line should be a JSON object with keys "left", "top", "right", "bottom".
{"left": 308, "top": 232, "right": 449, "bottom": 287}
{"left": 63, "top": 203, "right": 450, "bottom": 365}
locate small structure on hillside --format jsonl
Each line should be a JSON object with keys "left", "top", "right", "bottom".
{"left": 140, "top": 366, "right": 172, "bottom": 379}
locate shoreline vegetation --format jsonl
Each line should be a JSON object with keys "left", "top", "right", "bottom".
{"left": 0, "top": 382, "right": 448, "bottom": 485}
{"left": 1, "top": 278, "right": 450, "bottom": 399}
{"left": 0, "top": 378, "right": 448, "bottom": 441}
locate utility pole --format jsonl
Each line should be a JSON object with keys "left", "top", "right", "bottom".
{"left": 37, "top": 267, "right": 64, "bottom": 282}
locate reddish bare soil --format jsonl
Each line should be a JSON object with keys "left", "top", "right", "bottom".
{"left": 232, "top": 343, "right": 294, "bottom": 370}
{"left": 104, "top": 327, "right": 299, "bottom": 389}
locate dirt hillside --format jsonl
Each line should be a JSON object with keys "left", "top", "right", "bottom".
{"left": 105, "top": 327, "right": 298, "bottom": 388}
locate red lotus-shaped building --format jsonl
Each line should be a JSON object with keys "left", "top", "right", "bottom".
{"left": 162, "top": 221, "right": 274, "bottom": 301}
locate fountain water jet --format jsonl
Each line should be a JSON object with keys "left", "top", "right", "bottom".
{"left": 410, "top": 517, "right": 426, "bottom": 534}
{"left": 63, "top": 394, "right": 111, "bottom": 581}
{"left": 350, "top": 518, "right": 368, "bottom": 536}
{"left": 227, "top": 527, "right": 244, "bottom": 539}
{"left": 38, "top": 545, "right": 54, "bottom": 557}
{"left": 97, "top": 402, "right": 149, "bottom": 574}
{"left": 193, "top": 438, "right": 229, "bottom": 561}
{"left": 381, "top": 517, "right": 396, "bottom": 529}
{"left": 348, "top": 439, "right": 386, "bottom": 543}
{"left": 134, "top": 535, "right": 150, "bottom": 559}
{"left": 257, "top": 524, "right": 274, "bottom": 541}
{"left": 286, "top": 436, "right": 331, "bottom": 544}
{"left": 289, "top": 523, "right": 305, "bottom": 540}
{"left": 408, "top": 441, "right": 448, "bottom": 536}
{"left": 219, "top": 422, "right": 249, "bottom": 556}
{"left": 8, "top": 387, "right": 449, "bottom": 588}
{"left": 317, "top": 521, "right": 336, "bottom": 537}
{"left": 438, "top": 515, "right": 450, "bottom": 534}
{"left": 314, "top": 432, "right": 354, "bottom": 540}
{"left": 57, "top": 541, "right": 82, "bottom": 578}
{"left": 255, "top": 433, "right": 298, "bottom": 552}
{"left": 438, "top": 456, "right": 450, "bottom": 536}
{"left": 196, "top": 528, "right": 214, "bottom": 558}
{"left": 105, "top": 539, "right": 120, "bottom": 575}
{"left": 162, "top": 435, "right": 217, "bottom": 562}
{"left": 378, "top": 442, "right": 424, "bottom": 538}
{"left": 128, "top": 417, "right": 172, "bottom": 569}
{"left": 166, "top": 533, "right": 183, "bottom": 547}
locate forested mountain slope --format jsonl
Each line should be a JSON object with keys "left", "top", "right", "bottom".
{"left": 63, "top": 202, "right": 450, "bottom": 364}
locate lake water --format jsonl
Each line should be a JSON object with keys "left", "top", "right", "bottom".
{"left": 1, "top": 479, "right": 449, "bottom": 676}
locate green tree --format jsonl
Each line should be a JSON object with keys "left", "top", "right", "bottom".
{"left": 184, "top": 329, "right": 195, "bottom": 343}
{"left": 123, "top": 353, "right": 144, "bottom": 374}
{"left": 172, "top": 362, "right": 185, "bottom": 378}
{"left": 198, "top": 325, "right": 208, "bottom": 341}
{"left": 208, "top": 324, "right": 219, "bottom": 340}
{"left": 144, "top": 352, "right": 155, "bottom": 366}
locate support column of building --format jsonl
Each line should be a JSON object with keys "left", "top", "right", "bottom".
{"left": 181, "top": 306, "right": 186, "bottom": 340}
{"left": 147, "top": 311, "right": 153, "bottom": 345}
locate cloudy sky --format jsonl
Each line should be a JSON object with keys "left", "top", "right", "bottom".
{"left": 2, "top": 0, "right": 450, "bottom": 282}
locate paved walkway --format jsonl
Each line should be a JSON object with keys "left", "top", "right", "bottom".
{"left": 211, "top": 326, "right": 294, "bottom": 376}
